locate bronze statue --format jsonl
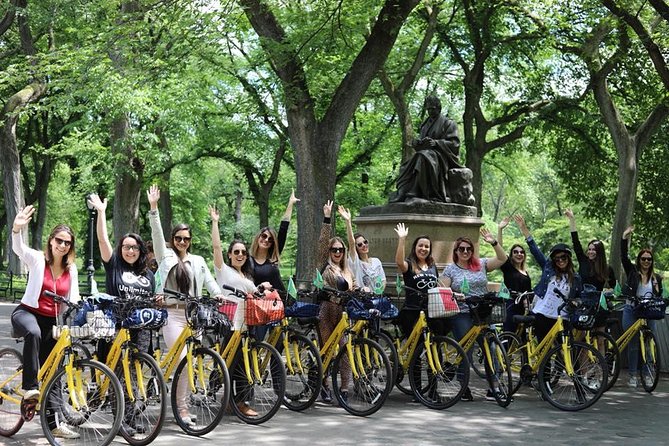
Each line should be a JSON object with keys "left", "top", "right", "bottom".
{"left": 390, "top": 96, "right": 473, "bottom": 205}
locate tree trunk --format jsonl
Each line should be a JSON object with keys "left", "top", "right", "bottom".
{"left": 111, "top": 114, "right": 143, "bottom": 238}
{"left": 157, "top": 171, "right": 173, "bottom": 240}
{"left": 0, "top": 82, "right": 45, "bottom": 273}
{"left": 30, "top": 157, "right": 53, "bottom": 249}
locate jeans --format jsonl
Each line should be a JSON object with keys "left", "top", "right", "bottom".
{"left": 622, "top": 304, "right": 656, "bottom": 375}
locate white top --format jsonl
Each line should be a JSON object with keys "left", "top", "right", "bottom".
{"left": 214, "top": 263, "right": 256, "bottom": 331}
{"left": 533, "top": 276, "right": 570, "bottom": 319}
{"left": 12, "top": 231, "right": 80, "bottom": 308}
{"left": 349, "top": 256, "right": 386, "bottom": 292}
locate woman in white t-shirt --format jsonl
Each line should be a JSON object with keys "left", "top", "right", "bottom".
{"left": 339, "top": 207, "right": 386, "bottom": 294}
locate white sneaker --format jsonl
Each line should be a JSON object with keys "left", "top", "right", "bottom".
{"left": 627, "top": 376, "right": 638, "bottom": 388}
{"left": 52, "top": 423, "right": 80, "bottom": 439}
{"left": 23, "top": 389, "right": 40, "bottom": 401}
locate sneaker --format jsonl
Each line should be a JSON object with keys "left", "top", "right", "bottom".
{"left": 23, "top": 389, "right": 40, "bottom": 402}
{"left": 52, "top": 424, "right": 80, "bottom": 439}
{"left": 125, "top": 418, "right": 147, "bottom": 434}
{"left": 627, "top": 376, "right": 638, "bottom": 388}
{"left": 485, "top": 389, "right": 513, "bottom": 402}
{"left": 237, "top": 402, "right": 258, "bottom": 417}
{"left": 642, "top": 374, "right": 654, "bottom": 388}
{"left": 461, "top": 387, "right": 474, "bottom": 402}
{"left": 339, "top": 391, "right": 348, "bottom": 404}
{"left": 178, "top": 409, "right": 196, "bottom": 427}
{"left": 122, "top": 423, "right": 137, "bottom": 437}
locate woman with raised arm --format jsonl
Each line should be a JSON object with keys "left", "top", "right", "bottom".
{"left": 440, "top": 228, "right": 508, "bottom": 401}
{"left": 88, "top": 193, "right": 155, "bottom": 436}
{"left": 147, "top": 185, "right": 221, "bottom": 427}
{"left": 340, "top": 206, "right": 386, "bottom": 293}
{"left": 497, "top": 216, "right": 533, "bottom": 333}
{"left": 316, "top": 201, "right": 356, "bottom": 403}
{"left": 10, "top": 206, "right": 81, "bottom": 439}
{"left": 515, "top": 214, "right": 583, "bottom": 342}
{"left": 620, "top": 226, "right": 663, "bottom": 388}
{"left": 209, "top": 206, "right": 260, "bottom": 417}
{"left": 394, "top": 223, "right": 440, "bottom": 337}
{"left": 249, "top": 189, "right": 300, "bottom": 292}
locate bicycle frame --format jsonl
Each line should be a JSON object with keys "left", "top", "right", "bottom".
{"left": 318, "top": 312, "right": 370, "bottom": 380}
{"left": 99, "top": 328, "right": 146, "bottom": 402}
{"left": 395, "top": 311, "right": 444, "bottom": 375}
{"left": 266, "top": 319, "right": 304, "bottom": 376}
{"left": 154, "top": 324, "right": 204, "bottom": 393}
{"left": 522, "top": 316, "right": 577, "bottom": 376}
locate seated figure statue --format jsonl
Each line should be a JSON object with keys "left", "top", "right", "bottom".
{"left": 390, "top": 96, "right": 473, "bottom": 205}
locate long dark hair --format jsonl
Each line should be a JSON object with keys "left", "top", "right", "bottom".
{"left": 227, "top": 240, "right": 254, "bottom": 279}
{"left": 171, "top": 223, "right": 192, "bottom": 294}
{"left": 250, "top": 226, "right": 280, "bottom": 264}
{"left": 587, "top": 239, "right": 609, "bottom": 283}
{"left": 114, "top": 233, "right": 149, "bottom": 275}
{"left": 45, "top": 224, "right": 76, "bottom": 268}
{"left": 552, "top": 252, "right": 575, "bottom": 286}
{"left": 408, "top": 235, "right": 434, "bottom": 274}
{"left": 635, "top": 248, "right": 656, "bottom": 286}
{"left": 509, "top": 244, "right": 526, "bottom": 270}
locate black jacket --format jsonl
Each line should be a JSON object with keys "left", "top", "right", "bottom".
{"left": 620, "top": 238, "right": 663, "bottom": 298}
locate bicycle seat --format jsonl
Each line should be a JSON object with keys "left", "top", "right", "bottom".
{"left": 513, "top": 315, "right": 536, "bottom": 325}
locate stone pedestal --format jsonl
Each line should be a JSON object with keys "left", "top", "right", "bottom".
{"left": 356, "top": 202, "right": 483, "bottom": 282}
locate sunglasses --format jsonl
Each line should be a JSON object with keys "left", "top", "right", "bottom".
{"left": 457, "top": 246, "right": 472, "bottom": 253}
{"left": 356, "top": 240, "right": 369, "bottom": 248}
{"left": 232, "top": 249, "right": 248, "bottom": 256}
{"left": 553, "top": 255, "right": 569, "bottom": 262}
{"left": 640, "top": 257, "right": 653, "bottom": 262}
{"left": 330, "top": 247, "right": 345, "bottom": 254}
{"left": 54, "top": 237, "right": 72, "bottom": 247}
{"left": 173, "top": 236, "right": 192, "bottom": 243}
{"left": 259, "top": 233, "right": 274, "bottom": 243}
{"left": 122, "top": 245, "right": 140, "bottom": 252}
{"left": 512, "top": 250, "right": 525, "bottom": 255}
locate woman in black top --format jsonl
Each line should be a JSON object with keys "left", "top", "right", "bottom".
{"left": 249, "top": 190, "right": 299, "bottom": 292}
{"left": 497, "top": 216, "right": 532, "bottom": 332}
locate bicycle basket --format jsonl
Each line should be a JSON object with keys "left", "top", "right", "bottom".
{"left": 245, "top": 290, "right": 285, "bottom": 326}
{"left": 372, "top": 296, "right": 399, "bottom": 320}
{"left": 569, "top": 301, "right": 598, "bottom": 330}
{"left": 633, "top": 298, "right": 666, "bottom": 320}
{"left": 121, "top": 307, "right": 168, "bottom": 330}
{"left": 427, "top": 288, "right": 459, "bottom": 318}
{"left": 346, "top": 297, "right": 375, "bottom": 320}
{"left": 284, "top": 301, "right": 320, "bottom": 318}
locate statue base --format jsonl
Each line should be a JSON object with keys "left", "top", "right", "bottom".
{"left": 355, "top": 202, "right": 483, "bottom": 284}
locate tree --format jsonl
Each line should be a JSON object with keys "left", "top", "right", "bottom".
{"left": 238, "top": 0, "right": 420, "bottom": 279}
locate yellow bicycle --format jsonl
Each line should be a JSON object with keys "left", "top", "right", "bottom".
{"left": 0, "top": 291, "right": 124, "bottom": 446}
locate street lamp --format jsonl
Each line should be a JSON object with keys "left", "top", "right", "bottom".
{"left": 85, "top": 194, "right": 98, "bottom": 294}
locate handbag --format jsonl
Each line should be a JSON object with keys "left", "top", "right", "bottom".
{"left": 372, "top": 296, "right": 399, "bottom": 320}
{"left": 427, "top": 288, "right": 459, "bottom": 319}
{"left": 633, "top": 297, "right": 667, "bottom": 320}
{"left": 245, "top": 290, "right": 285, "bottom": 326}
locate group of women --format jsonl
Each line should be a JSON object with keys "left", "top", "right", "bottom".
{"left": 9, "top": 191, "right": 665, "bottom": 438}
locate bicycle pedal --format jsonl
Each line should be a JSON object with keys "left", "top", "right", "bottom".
{"left": 21, "top": 399, "right": 38, "bottom": 422}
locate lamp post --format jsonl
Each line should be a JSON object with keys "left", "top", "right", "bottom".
{"left": 85, "top": 194, "right": 98, "bottom": 294}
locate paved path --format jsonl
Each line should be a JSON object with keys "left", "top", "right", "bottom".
{"left": 1, "top": 302, "right": 667, "bottom": 445}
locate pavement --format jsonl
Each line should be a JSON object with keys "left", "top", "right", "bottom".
{"left": 1, "top": 301, "right": 668, "bottom": 446}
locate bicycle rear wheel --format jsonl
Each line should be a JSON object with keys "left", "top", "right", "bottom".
{"left": 230, "top": 341, "right": 285, "bottom": 424}
{"left": 408, "top": 335, "right": 469, "bottom": 410}
{"left": 639, "top": 328, "right": 660, "bottom": 393}
{"left": 119, "top": 351, "right": 167, "bottom": 446}
{"left": 497, "top": 331, "right": 525, "bottom": 395}
{"left": 41, "top": 358, "right": 124, "bottom": 446}
{"left": 331, "top": 337, "right": 392, "bottom": 417}
{"left": 482, "top": 332, "right": 513, "bottom": 408}
{"left": 537, "top": 341, "right": 606, "bottom": 411}
{"left": 590, "top": 331, "right": 620, "bottom": 391}
{"left": 0, "top": 348, "right": 25, "bottom": 437}
{"left": 281, "top": 332, "right": 322, "bottom": 411}
{"left": 172, "top": 347, "right": 230, "bottom": 435}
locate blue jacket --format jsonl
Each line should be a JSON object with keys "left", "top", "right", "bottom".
{"left": 527, "top": 236, "right": 583, "bottom": 300}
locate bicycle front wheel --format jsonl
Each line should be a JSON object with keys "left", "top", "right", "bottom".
{"left": 172, "top": 347, "right": 230, "bottom": 435}
{"left": 498, "top": 331, "right": 525, "bottom": 395}
{"left": 281, "top": 332, "right": 322, "bottom": 411}
{"left": 119, "top": 351, "right": 167, "bottom": 446}
{"left": 230, "top": 341, "right": 286, "bottom": 425}
{"left": 41, "top": 358, "right": 124, "bottom": 446}
{"left": 590, "top": 331, "right": 620, "bottom": 391}
{"left": 482, "top": 332, "right": 513, "bottom": 408}
{"left": 408, "top": 335, "right": 469, "bottom": 410}
{"left": 0, "top": 348, "right": 25, "bottom": 437}
{"left": 331, "top": 337, "right": 392, "bottom": 417}
{"left": 537, "top": 341, "right": 607, "bottom": 411}
{"left": 639, "top": 328, "right": 660, "bottom": 393}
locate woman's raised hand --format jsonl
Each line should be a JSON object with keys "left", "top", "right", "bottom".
{"left": 209, "top": 205, "right": 220, "bottom": 223}
{"left": 87, "top": 193, "right": 107, "bottom": 213}
{"left": 337, "top": 205, "right": 351, "bottom": 222}
{"left": 289, "top": 189, "right": 300, "bottom": 206}
{"left": 498, "top": 216, "right": 511, "bottom": 231}
{"left": 480, "top": 227, "right": 495, "bottom": 244}
{"left": 394, "top": 223, "right": 408, "bottom": 238}
{"left": 623, "top": 225, "right": 634, "bottom": 239}
{"left": 147, "top": 185, "right": 160, "bottom": 206}
{"left": 323, "top": 200, "right": 333, "bottom": 218}
{"left": 13, "top": 205, "right": 36, "bottom": 231}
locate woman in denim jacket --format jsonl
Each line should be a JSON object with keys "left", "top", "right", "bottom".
{"left": 620, "top": 225, "right": 663, "bottom": 388}
{"left": 515, "top": 215, "right": 583, "bottom": 342}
